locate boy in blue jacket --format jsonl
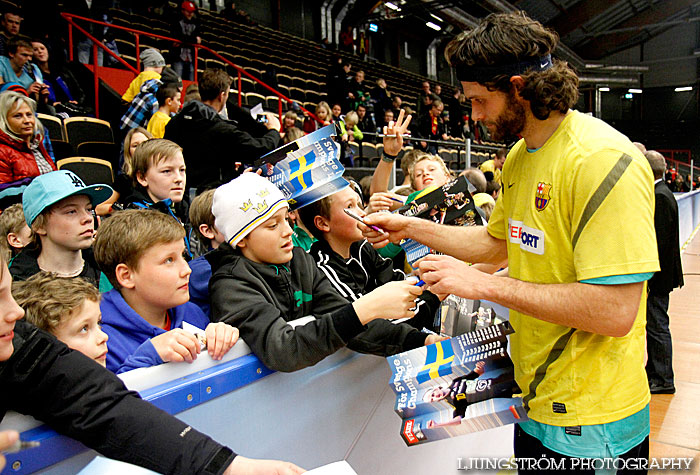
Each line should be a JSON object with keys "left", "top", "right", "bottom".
{"left": 93, "top": 209, "right": 238, "bottom": 373}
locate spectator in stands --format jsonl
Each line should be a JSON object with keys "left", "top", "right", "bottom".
{"left": 379, "top": 109, "right": 394, "bottom": 133}
{"left": 486, "top": 179, "right": 501, "bottom": 201}
{"left": 30, "top": 39, "right": 90, "bottom": 117}
{"left": 170, "top": 1, "right": 201, "bottom": 81}
{"left": 281, "top": 110, "right": 299, "bottom": 134}
{"left": 13, "top": 273, "right": 108, "bottom": 366}
{"left": 326, "top": 57, "right": 350, "bottom": 107}
{"left": 188, "top": 189, "right": 224, "bottom": 317}
{"left": 0, "top": 203, "right": 31, "bottom": 262}
{"left": 0, "top": 91, "right": 55, "bottom": 207}
{"left": 479, "top": 147, "right": 507, "bottom": 186}
{"left": 644, "top": 150, "right": 683, "bottom": 395}
{"left": 339, "top": 25, "right": 354, "bottom": 54}
{"left": 356, "top": 103, "right": 375, "bottom": 133}
{"left": 434, "top": 84, "right": 444, "bottom": 102}
{"left": 283, "top": 126, "right": 303, "bottom": 144}
{"left": 299, "top": 185, "right": 442, "bottom": 336}
{"left": 0, "top": 8, "right": 22, "bottom": 57}
{"left": 93, "top": 209, "right": 238, "bottom": 374}
{"left": 120, "top": 67, "right": 182, "bottom": 136}
{"left": 222, "top": 2, "right": 253, "bottom": 25}
{"left": 346, "top": 70, "right": 369, "bottom": 110}
{"left": 391, "top": 95, "right": 402, "bottom": 119}
{"left": 63, "top": 0, "right": 116, "bottom": 67}
{"left": 164, "top": 68, "right": 281, "bottom": 191}
{"left": 207, "top": 173, "right": 423, "bottom": 372}
{"left": 338, "top": 110, "right": 362, "bottom": 167}
{"left": 447, "top": 87, "right": 465, "bottom": 138}
{"left": 183, "top": 83, "right": 200, "bottom": 105}
{"left": 0, "top": 37, "right": 46, "bottom": 103}
{"left": 303, "top": 101, "right": 331, "bottom": 133}
{"left": 417, "top": 81, "right": 437, "bottom": 116}
{"left": 11, "top": 170, "right": 112, "bottom": 290}
{"left": 147, "top": 84, "right": 181, "bottom": 138}
{"left": 371, "top": 78, "right": 392, "bottom": 116}
{"left": 330, "top": 103, "right": 342, "bottom": 123}
{"left": 122, "top": 49, "right": 166, "bottom": 104}
{"left": 417, "top": 99, "right": 447, "bottom": 154}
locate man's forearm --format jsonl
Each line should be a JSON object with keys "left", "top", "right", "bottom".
{"left": 369, "top": 158, "right": 393, "bottom": 195}
{"left": 478, "top": 276, "right": 643, "bottom": 337}
{"left": 407, "top": 220, "right": 507, "bottom": 265}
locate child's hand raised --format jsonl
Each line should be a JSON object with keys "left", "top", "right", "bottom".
{"left": 382, "top": 108, "right": 411, "bottom": 157}
{"left": 151, "top": 329, "right": 200, "bottom": 363}
{"left": 352, "top": 280, "right": 423, "bottom": 324}
{"left": 205, "top": 322, "right": 239, "bottom": 360}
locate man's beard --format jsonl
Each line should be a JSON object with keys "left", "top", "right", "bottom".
{"left": 484, "top": 92, "right": 525, "bottom": 143}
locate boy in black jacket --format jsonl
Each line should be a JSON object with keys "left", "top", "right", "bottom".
{"left": 299, "top": 184, "right": 441, "bottom": 332}
{"left": 209, "top": 173, "right": 427, "bottom": 372}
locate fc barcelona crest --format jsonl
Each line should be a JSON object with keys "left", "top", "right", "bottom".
{"left": 535, "top": 182, "right": 552, "bottom": 211}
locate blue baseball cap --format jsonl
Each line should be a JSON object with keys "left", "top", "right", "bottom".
{"left": 22, "top": 171, "right": 113, "bottom": 226}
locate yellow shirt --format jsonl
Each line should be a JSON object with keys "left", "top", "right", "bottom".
{"left": 487, "top": 111, "right": 658, "bottom": 426}
{"left": 479, "top": 159, "right": 502, "bottom": 186}
{"left": 122, "top": 70, "right": 161, "bottom": 103}
{"left": 147, "top": 110, "right": 171, "bottom": 139}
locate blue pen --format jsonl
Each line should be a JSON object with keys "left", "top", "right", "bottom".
{"left": 415, "top": 280, "right": 425, "bottom": 286}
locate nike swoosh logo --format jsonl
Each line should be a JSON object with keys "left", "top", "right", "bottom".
{"left": 540, "top": 61, "right": 548, "bottom": 68}
{"left": 508, "top": 183, "right": 515, "bottom": 188}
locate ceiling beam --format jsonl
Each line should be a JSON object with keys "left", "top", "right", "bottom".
{"left": 548, "top": 0, "right": 626, "bottom": 38}
{"left": 576, "top": 0, "right": 697, "bottom": 59}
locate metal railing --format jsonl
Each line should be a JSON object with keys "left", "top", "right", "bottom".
{"left": 61, "top": 12, "right": 320, "bottom": 124}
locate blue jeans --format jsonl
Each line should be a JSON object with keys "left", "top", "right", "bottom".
{"left": 645, "top": 292, "right": 674, "bottom": 387}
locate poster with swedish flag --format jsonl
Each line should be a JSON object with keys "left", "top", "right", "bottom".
{"left": 387, "top": 321, "right": 514, "bottom": 412}
{"left": 270, "top": 138, "right": 349, "bottom": 210}
{"left": 257, "top": 124, "right": 337, "bottom": 166}
{"left": 387, "top": 321, "right": 526, "bottom": 445}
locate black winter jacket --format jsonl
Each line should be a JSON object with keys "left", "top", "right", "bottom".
{"left": 1, "top": 320, "right": 235, "bottom": 474}
{"left": 209, "top": 244, "right": 426, "bottom": 372}
{"left": 164, "top": 101, "right": 280, "bottom": 190}
{"left": 309, "top": 239, "right": 441, "bottom": 332}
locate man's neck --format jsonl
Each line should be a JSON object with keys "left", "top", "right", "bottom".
{"left": 37, "top": 243, "right": 84, "bottom": 275}
{"left": 202, "top": 99, "right": 223, "bottom": 113}
{"left": 326, "top": 235, "right": 353, "bottom": 259}
{"left": 10, "top": 60, "right": 22, "bottom": 75}
{"left": 121, "top": 289, "right": 169, "bottom": 328}
{"left": 521, "top": 109, "right": 570, "bottom": 150}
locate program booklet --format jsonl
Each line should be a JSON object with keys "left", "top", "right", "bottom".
{"left": 386, "top": 321, "right": 527, "bottom": 446}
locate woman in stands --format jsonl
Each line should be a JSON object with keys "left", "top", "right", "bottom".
{"left": 96, "top": 127, "right": 153, "bottom": 215}
{"left": 0, "top": 91, "right": 56, "bottom": 209}
{"left": 30, "top": 39, "right": 90, "bottom": 117}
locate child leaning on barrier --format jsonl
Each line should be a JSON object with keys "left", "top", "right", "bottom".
{"left": 208, "top": 173, "right": 424, "bottom": 372}
{"left": 299, "top": 183, "right": 443, "bottom": 337}
{"left": 93, "top": 209, "right": 238, "bottom": 373}
{"left": 13, "top": 273, "right": 108, "bottom": 366}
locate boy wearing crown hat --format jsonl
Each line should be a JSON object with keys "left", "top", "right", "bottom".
{"left": 10, "top": 170, "right": 113, "bottom": 290}
{"left": 208, "top": 173, "right": 426, "bottom": 372}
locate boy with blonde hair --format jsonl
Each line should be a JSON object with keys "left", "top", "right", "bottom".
{"left": 12, "top": 273, "right": 108, "bottom": 366}
{"left": 0, "top": 203, "right": 31, "bottom": 262}
{"left": 94, "top": 209, "right": 238, "bottom": 373}
{"left": 208, "top": 173, "right": 424, "bottom": 372}
{"left": 187, "top": 189, "right": 225, "bottom": 317}
{"left": 122, "top": 138, "right": 191, "bottom": 255}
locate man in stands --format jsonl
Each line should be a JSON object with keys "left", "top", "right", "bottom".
{"left": 417, "top": 99, "right": 447, "bottom": 154}
{"left": 164, "top": 68, "right": 280, "bottom": 191}
{"left": 0, "top": 7, "right": 21, "bottom": 57}
{"left": 356, "top": 104, "right": 375, "bottom": 133}
{"left": 479, "top": 147, "right": 507, "bottom": 186}
{"left": 391, "top": 95, "right": 402, "bottom": 120}
{"left": 363, "top": 12, "right": 657, "bottom": 471}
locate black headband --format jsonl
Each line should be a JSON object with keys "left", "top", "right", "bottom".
{"left": 455, "top": 54, "right": 553, "bottom": 83}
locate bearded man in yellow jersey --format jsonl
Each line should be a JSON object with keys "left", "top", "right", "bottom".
{"left": 362, "top": 11, "right": 658, "bottom": 473}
